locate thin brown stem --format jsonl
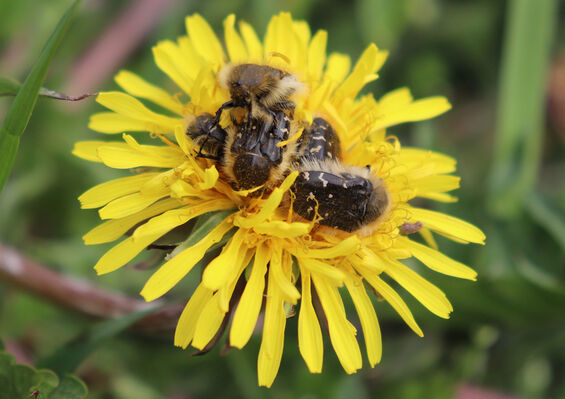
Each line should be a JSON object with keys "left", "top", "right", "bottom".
{"left": 0, "top": 244, "right": 181, "bottom": 332}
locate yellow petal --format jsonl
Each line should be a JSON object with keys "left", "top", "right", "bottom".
{"left": 174, "top": 284, "right": 214, "bottom": 348}
{"left": 362, "top": 273, "right": 423, "bottom": 337}
{"left": 311, "top": 273, "right": 362, "bottom": 374}
{"left": 96, "top": 92, "right": 182, "bottom": 133}
{"left": 115, "top": 70, "right": 184, "bottom": 115}
{"left": 97, "top": 139, "right": 184, "bottom": 169}
{"left": 191, "top": 293, "right": 227, "bottom": 350}
{"left": 307, "top": 30, "right": 327, "bottom": 82}
{"left": 298, "top": 257, "right": 345, "bottom": 284}
{"left": 230, "top": 243, "right": 269, "bottom": 348}
{"left": 72, "top": 141, "right": 108, "bottom": 162}
{"left": 409, "top": 207, "right": 485, "bottom": 245}
{"left": 270, "top": 245, "right": 300, "bottom": 304}
{"left": 257, "top": 267, "right": 286, "bottom": 388}
{"left": 239, "top": 20, "right": 262, "bottom": 61}
{"left": 223, "top": 14, "right": 248, "bottom": 62}
{"left": 93, "top": 206, "right": 193, "bottom": 275}
{"left": 252, "top": 220, "right": 310, "bottom": 238}
{"left": 297, "top": 235, "right": 360, "bottom": 259}
{"left": 375, "top": 91, "right": 452, "bottom": 130}
{"left": 98, "top": 191, "right": 168, "bottom": 220}
{"left": 198, "top": 165, "right": 219, "bottom": 190}
{"left": 397, "top": 148, "right": 457, "bottom": 175}
{"left": 217, "top": 248, "right": 252, "bottom": 313}
{"left": 324, "top": 53, "right": 351, "bottom": 85}
{"left": 201, "top": 229, "right": 247, "bottom": 290}
{"left": 344, "top": 270, "right": 382, "bottom": 367}
{"left": 186, "top": 14, "right": 225, "bottom": 68}
{"left": 383, "top": 257, "right": 453, "bottom": 319}
{"left": 83, "top": 198, "right": 182, "bottom": 245}
{"left": 298, "top": 271, "right": 323, "bottom": 373}
{"left": 140, "top": 219, "right": 233, "bottom": 301}
{"left": 234, "top": 172, "right": 298, "bottom": 228}
{"left": 398, "top": 237, "right": 477, "bottom": 280}
{"left": 79, "top": 173, "right": 160, "bottom": 209}
{"left": 152, "top": 40, "right": 194, "bottom": 95}
{"left": 89, "top": 112, "right": 150, "bottom": 134}
{"left": 333, "top": 44, "right": 386, "bottom": 104}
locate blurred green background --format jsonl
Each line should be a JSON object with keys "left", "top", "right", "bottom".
{"left": 1, "top": 0, "right": 565, "bottom": 398}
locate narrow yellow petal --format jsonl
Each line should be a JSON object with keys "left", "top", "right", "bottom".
{"left": 374, "top": 94, "right": 452, "bottom": 130}
{"left": 333, "top": 44, "right": 385, "bottom": 104}
{"left": 83, "top": 198, "right": 182, "bottom": 245}
{"left": 97, "top": 141, "right": 184, "bottom": 169}
{"left": 152, "top": 40, "right": 194, "bottom": 95}
{"left": 270, "top": 245, "right": 300, "bottom": 304}
{"left": 223, "top": 14, "right": 248, "bottom": 62}
{"left": 409, "top": 207, "right": 485, "bottom": 245}
{"left": 397, "top": 148, "right": 457, "bottom": 175}
{"left": 239, "top": 20, "right": 262, "bottom": 60}
{"left": 98, "top": 191, "right": 168, "bottom": 220}
{"left": 89, "top": 112, "right": 149, "bottom": 134}
{"left": 412, "top": 175, "right": 460, "bottom": 193}
{"left": 298, "top": 257, "right": 345, "bottom": 285}
{"left": 398, "top": 237, "right": 477, "bottom": 280}
{"left": 230, "top": 243, "right": 269, "bottom": 348}
{"left": 297, "top": 235, "right": 360, "bottom": 259}
{"left": 307, "top": 30, "right": 327, "bottom": 82}
{"left": 93, "top": 206, "right": 194, "bottom": 274}
{"left": 361, "top": 272, "right": 423, "bottom": 337}
{"left": 298, "top": 271, "right": 323, "bottom": 373}
{"left": 252, "top": 220, "right": 310, "bottom": 238}
{"left": 257, "top": 268, "right": 286, "bottom": 388}
{"left": 198, "top": 165, "right": 219, "bottom": 190}
{"left": 79, "top": 173, "right": 160, "bottom": 209}
{"left": 115, "top": 70, "right": 184, "bottom": 115}
{"left": 217, "top": 248, "right": 252, "bottom": 313}
{"left": 192, "top": 293, "right": 227, "bottom": 350}
{"left": 344, "top": 270, "right": 382, "bottom": 367}
{"left": 324, "top": 53, "right": 351, "bottom": 85}
{"left": 72, "top": 141, "right": 108, "bottom": 162}
{"left": 140, "top": 219, "right": 233, "bottom": 301}
{"left": 96, "top": 92, "right": 183, "bottom": 133}
{"left": 234, "top": 172, "right": 298, "bottom": 228}
{"left": 174, "top": 284, "right": 214, "bottom": 348}
{"left": 186, "top": 14, "right": 225, "bottom": 67}
{"left": 201, "top": 229, "right": 247, "bottom": 290}
{"left": 383, "top": 257, "right": 453, "bottom": 319}
{"left": 311, "top": 273, "right": 362, "bottom": 374}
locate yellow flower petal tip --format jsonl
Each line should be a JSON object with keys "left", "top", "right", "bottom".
{"left": 78, "top": 11, "right": 484, "bottom": 387}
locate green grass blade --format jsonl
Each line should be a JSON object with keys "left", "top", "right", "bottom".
{"left": 488, "top": 0, "right": 557, "bottom": 218}
{"left": 0, "top": 0, "right": 82, "bottom": 193}
{"left": 526, "top": 192, "right": 565, "bottom": 252}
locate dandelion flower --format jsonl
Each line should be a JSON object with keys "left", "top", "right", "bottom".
{"left": 74, "top": 13, "right": 485, "bottom": 387}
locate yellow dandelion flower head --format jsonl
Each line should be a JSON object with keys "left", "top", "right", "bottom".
{"left": 74, "top": 12, "right": 485, "bottom": 387}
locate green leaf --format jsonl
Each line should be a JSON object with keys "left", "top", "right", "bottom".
{"left": 0, "top": 351, "right": 87, "bottom": 399}
{"left": 13, "top": 364, "right": 40, "bottom": 397}
{"left": 38, "top": 307, "right": 157, "bottom": 375}
{"left": 49, "top": 375, "right": 88, "bottom": 399}
{"left": 488, "top": 0, "right": 558, "bottom": 218}
{"left": 34, "top": 370, "right": 60, "bottom": 398}
{"left": 0, "top": 0, "right": 82, "bottom": 193}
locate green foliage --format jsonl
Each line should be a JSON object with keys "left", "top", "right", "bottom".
{"left": 0, "top": 0, "right": 81, "bottom": 193}
{"left": 38, "top": 307, "right": 158, "bottom": 375}
{"left": 0, "top": 351, "right": 87, "bottom": 399}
